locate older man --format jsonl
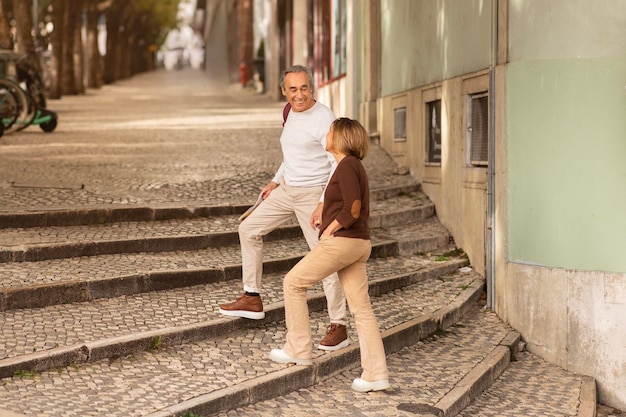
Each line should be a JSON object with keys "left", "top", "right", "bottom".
{"left": 219, "top": 65, "right": 349, "bottom": 351}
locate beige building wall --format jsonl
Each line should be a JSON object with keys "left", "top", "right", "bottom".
{"left": 377, "top": 71, "right": 490, "bottom": 276}
{"left": 375, "top": 0, "right": 493, "bottom": 276}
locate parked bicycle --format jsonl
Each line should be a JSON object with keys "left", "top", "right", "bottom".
{"left": 0, "top": 49, "right": 57, "bottom": 138}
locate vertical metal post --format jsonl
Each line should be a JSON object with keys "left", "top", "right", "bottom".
{"left": 486, "top": 0, "right": 498, "bottom": 309}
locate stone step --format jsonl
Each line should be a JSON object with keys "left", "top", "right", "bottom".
{"left": 456, "top": 350, "right": 596, "bottom": 417}
{"left": 0, "top": 189, "right": 435, "bottom": 263}
{"left": 0, "top": 254, "right": 468, "bottom": 377}
{"left": 0, "top": 219, "right": 453, "bottom": 311}
{"left": 0, "top": 267, "right": 483, "bottom": 417}
{"left": 0, "top": 183, "right": 421, "bottom": 229}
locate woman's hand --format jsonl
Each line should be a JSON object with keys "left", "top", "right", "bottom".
{"left": 320, "top": 219, "right": 342, "bottom": 238}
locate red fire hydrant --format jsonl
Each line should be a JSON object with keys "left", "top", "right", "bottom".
{"left": 239, "top": 63, "right": 248, "bottom": 87}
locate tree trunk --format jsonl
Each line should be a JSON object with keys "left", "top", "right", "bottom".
{"left": 49, "top": 0, "right": 67, "bottom": 99}
{"left": 72, "top": 0, "right": 85, "bottom": 94}
{"left": 130, "top": 11, "right": 151, "bottom": 75}
{"left": 0, "top": 0, "right": 13, "bottom": 50}
{"left": 86, "top": 0, "right": 102, "bottom": 88}
{"left": 61, "top": 0, "right": 77, "bottom": 95}
{"left": 13, "top": 0, "right": 35, "bottom": 53}
{"left": 105, "top": 1, "right": 133, "bottom": 83}
{"left": 104, "top": 4, "right": 120, "bottom": 83}
{"left": 119, "top": 6, "right": 136, "bottom": 79}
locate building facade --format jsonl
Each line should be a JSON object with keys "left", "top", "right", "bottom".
{"left": 202, "top": 0, "right": 626, "bottom": 409}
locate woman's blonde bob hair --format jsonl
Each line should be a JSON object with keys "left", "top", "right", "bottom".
{"left": 329, "top": 117, "right": 369, "bottom": 160}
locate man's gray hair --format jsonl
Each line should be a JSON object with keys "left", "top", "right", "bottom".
{"left": 280, "top": 65, "right": 314, "bottom": 90}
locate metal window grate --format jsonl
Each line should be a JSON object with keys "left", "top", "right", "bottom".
{"left": 469, "top": 93, "right": 488, "bottom": 166}
{"left": 394, "top": 107, "right": 406, "bottom": 141}
{"left": 426, "top": 100, "right": 442, "bottom": 163}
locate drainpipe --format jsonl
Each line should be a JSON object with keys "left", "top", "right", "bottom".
{"left": 486, "top": 0, "right": 498, "bottom": 309}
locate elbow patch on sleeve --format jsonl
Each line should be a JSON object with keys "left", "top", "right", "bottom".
{"left": 350, "top": 200, "right": 362, "bottom": 219}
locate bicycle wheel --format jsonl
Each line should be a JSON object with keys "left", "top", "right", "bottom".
{"left": 0, "top": 78, "right": 29, "bottom": 133}
{"left": 0, "top": 82, "right": 19, "bottom": 129}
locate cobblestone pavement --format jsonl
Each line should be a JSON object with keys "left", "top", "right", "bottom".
{"left": 0, "top": 69, "right": 616, "bottom": 416}
{"left": 214, "top": 305, "right": 585, "bottom": 417}
{"left": 0, "top": 255, "right": 454, "bottom": 361}
{"left": 0, "top": 69, "right": 410, "bottom": 213}
{"left": 0, "top": 269, "right": 481, "bottom": 417}
{"left": 457, "top": 350, "right": 585, "bottom": 417}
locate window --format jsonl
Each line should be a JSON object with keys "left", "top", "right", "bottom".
{"left": 308, "top": 0, "right": 346, "bottom": 86}
{"left": 468, "top": 92, "right": 489, "bottom": 166}
{"left": 426, "top": 100, "right": 442, "bottom": 163}
{"left": 394, "top": 107, "right": 407, "bottom": 141}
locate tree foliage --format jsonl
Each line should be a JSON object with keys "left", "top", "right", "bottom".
{"left": 0, "top": 0, "right": 184, "bottom": 99}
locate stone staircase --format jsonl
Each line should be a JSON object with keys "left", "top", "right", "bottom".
{"left": 0, "top": 69, "right": 597, "bottom": 416}
{"left": 0, "top": 179, "right": 594, "bottom": 417}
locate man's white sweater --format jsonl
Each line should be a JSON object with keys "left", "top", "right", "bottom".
{"left": 272, "top": 101, "right": 337, "bottom": 188}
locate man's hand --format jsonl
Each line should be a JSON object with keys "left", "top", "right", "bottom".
{"left": 309, "top": 202, "right": 324, "bottom": 229}
{"left": 260, "top": 181, "right": 279, "bottom": 200}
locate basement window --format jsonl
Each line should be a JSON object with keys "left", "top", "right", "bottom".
{"left": 394, "top": 107, "right": 407, "bottom": 141}
{"left": 467, "top": 92, "right": 489, "bottom": 166}
{"left": 426, "top": 99, "right": 442, "bottom": 163}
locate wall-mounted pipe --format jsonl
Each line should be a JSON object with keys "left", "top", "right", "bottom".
{"left": 486, "top": 0, "right": 498, "bottom": 309}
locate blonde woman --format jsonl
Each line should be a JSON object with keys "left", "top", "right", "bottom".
{"left": 220, "top": 65, "right": 348, "bottom": 352}
{"left": 269, "top": 117, "right": 390, "bottom": 393}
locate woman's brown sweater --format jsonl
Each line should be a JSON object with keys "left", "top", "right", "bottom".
{"left": 319, "top": 155, "right": 370, "bottom": 240}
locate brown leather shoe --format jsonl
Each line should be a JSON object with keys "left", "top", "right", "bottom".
{"left": 318, "top": 323, "right": 349, "bottom": 351}
{"left": 219, "top": 293, "right": 265, "bottom": 320}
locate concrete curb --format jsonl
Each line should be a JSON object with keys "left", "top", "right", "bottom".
{"left": 578, "top": 375, "right": 597, "bottom": 417}
{"left": 0, "top": 202, "right": 434, "bottom": 263}
{"left": 0, "top": 184, "right": 421, "bottom": 230}
{"left": 0, "top": 198, "right": 434, "bottom": 264}
{"left": 0, "top": 205, "right": 242, "bottom": 229}
{"left": 0, "top": 231, "right": 444, "bottom": 311}
{"left": 434, "top": 344, "right": 512, "bottom": 417}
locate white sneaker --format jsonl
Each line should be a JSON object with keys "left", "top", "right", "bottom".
{"left": 351, "top": 378, "right": 390, "bottom": 392}
{"left": 268, "top": 349, "right": 312, "bottom": 366}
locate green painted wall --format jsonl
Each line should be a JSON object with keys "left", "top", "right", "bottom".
{"left": 507, "top": 56, "right": 626, "bottom": 273}
{"left": 379, "top": 0, "right": 492, "bottom": 96}
{"left": 508, "top": 0, "right": 626, "bottom": 62}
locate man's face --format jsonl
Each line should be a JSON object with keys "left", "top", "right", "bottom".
{"left": 281, "top": 72, "right": 314, "bottom": 112}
